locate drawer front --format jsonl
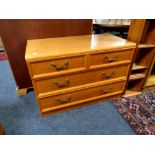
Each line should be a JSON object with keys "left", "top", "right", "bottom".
{"left": 39, "top": 81, "right": 125, "bottom": 110}
{"left": 90, "top": 49, "right": 133, "bottom": 67}
{"left": 35, "top": 64, "right": 129, "bottom": 94}
{"left": 30, "top": 56, "right": 85, "bottom": 77}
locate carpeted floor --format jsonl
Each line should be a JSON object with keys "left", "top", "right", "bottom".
{"left": 0, "top": 60, "right": 135, "bottom": 135}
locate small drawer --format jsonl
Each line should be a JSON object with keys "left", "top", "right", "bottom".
{"left": 39, "top": 80, "right": 125, "bottom": 110}
{"left": 30, "top": 56, "right": 85, "bottom": 77}
{"left": 90, "top": 49, "right": 134, "bottom": 67}
{"left": 35, "top": 64, "right": 129, "bottom": 94}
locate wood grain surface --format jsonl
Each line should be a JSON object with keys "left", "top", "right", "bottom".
{"left": 0, "top": 19, "right": 92, "bottom": 89}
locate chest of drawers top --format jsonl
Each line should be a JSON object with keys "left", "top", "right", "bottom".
{"left": 25, "top": 33, "right": 136, "bottom": 62}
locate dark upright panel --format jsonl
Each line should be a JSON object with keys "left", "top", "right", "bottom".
{"left": 0, "top": 19, "right": 92, "bottom": 89}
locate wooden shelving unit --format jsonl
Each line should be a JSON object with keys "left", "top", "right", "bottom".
{"left": 93, "top": 19, "right": 130, "bottom": 39}
{"left": 145, "top": 55, "right": 155, "bottom": 87}
{"left": 138, "top": 44, "right": 155, "bottom": 48}
{"left": 132, "top": 65, "right": 147, "bottom": 70}
{"left": 123, "top": 90, "right": 142, "bottom": 97}
{"left": 129, "top": 74, "right": 145, "bottom": 81}
{"left": 146, "top": 75, "right": 155, "bottom": 87}
{"left": 125, "top": 19, "right": 155, "bottom": 96}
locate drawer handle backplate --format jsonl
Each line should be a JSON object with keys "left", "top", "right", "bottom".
{"left": 56, "top": 95, "right": 71, "bottom": 104}
{"left": 53, "top": 78, "right": 70, "bottom": 88}
{"left": 102, "top": 71, "right": 115, "bottom": 79}
{"left": 51, "top": 60, "right": 69, "bottom": 71}
{"left": 104, "top": 55, "right": 118, "bottom": 63}
{"left": 100, "top": 88, "right": 112, "bottom": 94}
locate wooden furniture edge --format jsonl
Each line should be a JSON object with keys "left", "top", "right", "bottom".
{"left": 41, "top": 92, "right": 122, "bottom": 116}
{"left": 38, "top": 77, "right": 127, "bottom": 99}
{"left": 25, "top": 47, "right": 136, "bottom": 63}
{"left": 0, "top": 123, "right": 4, "bottom": 135}
{"left": 16, "top": 87, "right": 33, "bottom": 96}
{"left": 31, "top": 61, "right": 131, "bottom": 80}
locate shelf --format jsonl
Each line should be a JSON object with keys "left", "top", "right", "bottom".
{"left": 146, "top": 74, "right": 155, "bottom": 87}
{"left": 129, "top": 74, "right": 145, "bottom": 81}
{"left": 93, "top": 23, "right": 130, "bottom": 28}
{"left": 123, "top": 90, "right": 142, "bottom": 97}
{"left": 132, "top": 65, "right": 147, "bottom": 71}
{"left": 138, "top": 44, "right": 155, "bottom": 49}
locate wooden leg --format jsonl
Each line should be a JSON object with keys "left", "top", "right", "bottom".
{"left": 0, "top": 123, "right": 4, "bottom": 135}
{"left": 16, "top": 87, "right": 33, "bottom": 96}
{"left": 16, "top": 88, "right": 28, "bottom": 96}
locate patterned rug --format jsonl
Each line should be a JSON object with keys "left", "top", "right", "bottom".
{"left": 112, "top": 88, "right": 155, "bottom": 135}
{"left": 0, "top": 52, "right": 7, "bottom": 61}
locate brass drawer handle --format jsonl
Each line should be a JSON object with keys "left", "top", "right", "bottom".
{"left": 53, "top": 78, "right": 70, "bottom": 88}
{"left": 56, "top": 95, "right": 71, "bottom": 104}
{"left": 51, "top": 60, "right": 69, "bottom": 71}
{"left": 104, "top": 55, "right": 118, "bottom": 63}
{"left": 100, "top": 88, "right": 112, "bottom": 94}
{"left": 102, "top": 71, "right": 115, "bottom": 78}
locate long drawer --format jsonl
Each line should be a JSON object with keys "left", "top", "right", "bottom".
{"left": 39, "top": 80, "right": 126, "bottom": 111}
{"left": 34, "top": 64, "right": 129, "bottom": 94}
{"left": 30, "top": 55, "right": 85, "bottom": 77}
{"left": 90, "top": 49, "right": 134, "bottom": 68}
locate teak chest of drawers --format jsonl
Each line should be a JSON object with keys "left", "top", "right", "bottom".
{"left": 25, "top": 33, "right": 136, "bottom": 116}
